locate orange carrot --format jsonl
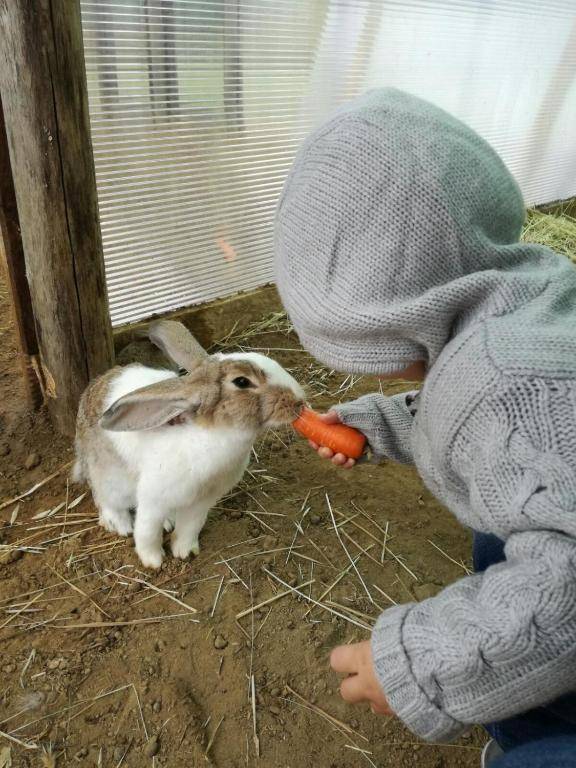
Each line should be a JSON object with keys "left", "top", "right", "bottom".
{"left": 292, "top": 408, "right": 366, "bottom": 460}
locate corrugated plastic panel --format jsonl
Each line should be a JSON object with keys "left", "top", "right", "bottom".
{"left": 80, "top": 0, "right": 576, "bottom": 325}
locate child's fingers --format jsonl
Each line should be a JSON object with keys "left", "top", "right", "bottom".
{"left": 308, "top": 439, "right": 319, "bottom": 450}
{"left": 340, "top": 675, "right": 366, "bottom": 704}
{"left": 317, "top": 411, "right": 341, "bottom": 425}
{"left": 332, "top": 454, "right": 356, "bottom": 469}
{"left": 330, "top": 645, "right": 356, "bottom": 674}
{"left": 370, "top": 702, "right": 392, "bottom": 716}
{"left": 318, "top": 446, "right": 335, "bottom": 460}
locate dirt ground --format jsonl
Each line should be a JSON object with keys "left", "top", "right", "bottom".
{"left": 0, "top": 269, "right": 485, "bottom": 767}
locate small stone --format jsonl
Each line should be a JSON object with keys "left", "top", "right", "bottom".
{"left": 144, "top": 735, "right": 160, "bottom": 758}
{"left": 254, "top": 609, "right": 263, "bottom": 620}
{"left": 3, "top": 663, "right": 16, "bottom": 674}
{"left": 152, "top": 700, "right": 162, "bottom": 713}
{"left": 113, "top": 747, "right": 125, "bottom": 763}
{"left": 309, "top": 513, "right": 322, "bottom": 525}
{"left": 74, "top": 747, "right": 88, "bottom": 760}
{"left": 269, "top": 705, "right": 281, "bottom": 716}
{"left": 2, "top": 549, "right": 23, "bottom": 564}
{"left": 24, "top": 452, "right": 41, "bottom": 470}
{"left": 270, "top": 687, "right": 281, "bottom": 697}
{"left": 179, "top": 640, "right": 188, "bottom": 650}
{"left": 286, "top": 620, "right": 295, "bottom": 630}
{"left": 248, "top": 524, "right": 261, "bottom": 538}
{"left": 214, "top": 634, "right": 228, "bottom": 650}
{"left": 154, "top": 640, "right": 166, "bottom": 652}
{"left": 47, "top": 659, "right": 61, "bottom": 670}
{"left": 230, "top": 509, "right": 242, "bottom": 520}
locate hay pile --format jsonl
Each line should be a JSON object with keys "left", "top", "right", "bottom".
{"left": 523, "top": 208, "right": 576, "bottom": 263}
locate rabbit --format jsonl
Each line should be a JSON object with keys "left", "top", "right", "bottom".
{"left": 73, "top": 320, "right": 305, "bottom": 569}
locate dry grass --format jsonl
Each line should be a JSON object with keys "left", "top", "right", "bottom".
{"left": 522, "top": 208, "right": 576, "bottom": 262}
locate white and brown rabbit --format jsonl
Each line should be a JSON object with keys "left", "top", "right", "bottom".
{"left": 73, "top": 320, "right": 305, "bottom": 569}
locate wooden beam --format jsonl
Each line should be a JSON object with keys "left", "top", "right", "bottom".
{"left": 0, "top": 0, "right": 114, "bottom": 435}
{"left": 0, "top": 93, "right": 42, "bottom": 407}
{"left": 538, "top": 197, "right": 576, "bottom": 219}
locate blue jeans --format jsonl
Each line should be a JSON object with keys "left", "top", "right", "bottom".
{"left": 473, "top": 532, "right": 576, "bottom": 752}
{"left": 491, "top": 736, "right": 576, "bottom": 768}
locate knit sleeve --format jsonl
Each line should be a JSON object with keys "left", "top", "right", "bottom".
{"left": 334, "top": 391, "right": 419, "bottom": 464}
{"left": 370, "top": 378, "right": 576, "bottom": 742}
{"left": 372, "top": 530, "right": 576, "bottom": 741}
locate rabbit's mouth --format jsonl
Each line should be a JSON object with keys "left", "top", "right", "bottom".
{"left": 262, "top": 395, "right": 304, "bottom": 426}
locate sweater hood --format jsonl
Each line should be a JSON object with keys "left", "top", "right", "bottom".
{"left": 274, "top": 88, "right": 563, "bottom": 375}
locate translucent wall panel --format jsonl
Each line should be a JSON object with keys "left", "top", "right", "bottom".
{"left": 80, "top": 1, "right": 576, "bottom": 325}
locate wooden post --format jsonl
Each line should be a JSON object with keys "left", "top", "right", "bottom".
{"left": 0, "top": 0, "right": 114, "bottom": 435}
{"left": 0, "top": 94, "right": 42, "bottom": 408}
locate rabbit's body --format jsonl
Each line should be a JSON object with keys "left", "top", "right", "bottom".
{"left": 75, "top": 326, "right": 304, "bottom": 569}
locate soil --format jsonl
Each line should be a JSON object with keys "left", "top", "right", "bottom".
{"left": 0, "top": 267, "right": 485, "bottom": 767}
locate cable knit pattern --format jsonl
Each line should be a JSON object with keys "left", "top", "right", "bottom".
{"left": 274, "top": 89, "right": 576, "bottom": 741}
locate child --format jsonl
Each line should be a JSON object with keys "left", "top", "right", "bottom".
{"left": 274, "top": 89, "right": 576, "bottom": 758}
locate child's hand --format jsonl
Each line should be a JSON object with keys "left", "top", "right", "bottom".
{"left": 307, "top": 411, "right": 357, "bottom": 469}
{"left": 330, "top": 641, "right": 392, "bottom": 715}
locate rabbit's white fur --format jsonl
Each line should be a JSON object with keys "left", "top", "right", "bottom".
{"left": 76, "top": 340, "right": 305, "bottom": 569}
{"left": 102, "top": 363, "right": 254, "bottom": 568}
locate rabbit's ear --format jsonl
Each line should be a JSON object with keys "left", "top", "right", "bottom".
{"left": 100, "top": 379, "right": 199, "bottom": 432}
{"left": 148, "top": 320, "right": 207, "bottom": 372}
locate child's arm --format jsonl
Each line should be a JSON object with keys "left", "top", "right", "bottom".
{"left": 351, "top": 383, "right": 576, "bottom": 742}
{"left": 367, "top": 529, "right": 576, "bottom": 742}
{"left": 333, "top": 391, "right": 419, "bottom": 464}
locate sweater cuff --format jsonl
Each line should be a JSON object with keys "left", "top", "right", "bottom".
{"left": 372, "top": 605, "right": 465, "bottom": 742}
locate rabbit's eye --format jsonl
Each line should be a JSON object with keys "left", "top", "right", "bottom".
{"left": 232, "top": 376, "right": 253, "bottom": 389}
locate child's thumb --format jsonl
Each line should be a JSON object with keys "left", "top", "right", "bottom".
{"left": 317, "top": 411, "right": 341, "bottom": 425}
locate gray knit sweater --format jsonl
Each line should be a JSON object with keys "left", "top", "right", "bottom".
{"left": 274, "top": 89, "right": 576, "bottom": 742}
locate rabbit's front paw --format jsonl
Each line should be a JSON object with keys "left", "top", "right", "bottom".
{"left": 163, "top": 518, "right": 175, "bottom": 533}
{"left": 136, "top": 545, "right": 164, "bottom": 570}
{"left": 171, "top": 536, "right": 200, "bottom": 560}
{"left": 100, "top": 508, "right": 133, "bottom": 537}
